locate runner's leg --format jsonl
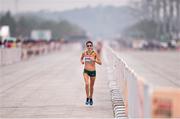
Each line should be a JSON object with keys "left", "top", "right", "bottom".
{"left": 83, "top": 73, "right": 90, "bottom": 98}
{"left": 89, "top": 77, "right": 95, "bottom": 105}
{"left": 90, "top": 77, "right": 95, "bottom": 98}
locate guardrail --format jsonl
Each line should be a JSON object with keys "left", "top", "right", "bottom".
{"left": 0, "top": 48, "right": 22, "bottom": 66}
{"left": 103, "top": 43, "right": 180, "bottom": 118}
{"left": 0, "top": 42, "right": 62, "bottom": 66}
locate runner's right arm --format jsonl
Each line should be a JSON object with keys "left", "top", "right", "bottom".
{"left": 80, "top": 52, "right": 85, "bottom": 64}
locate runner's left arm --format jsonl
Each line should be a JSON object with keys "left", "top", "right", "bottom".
{"left": 95, "top": 53, "right": 102, "bottom": 65}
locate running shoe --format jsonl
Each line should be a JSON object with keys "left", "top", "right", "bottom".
{"left": 85, "top": 98, "right": 89, "bottom": 105}
{"left": 89, "top": 98, "right": 93, "bottom": 105}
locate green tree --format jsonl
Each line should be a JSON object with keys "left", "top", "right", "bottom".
{"left": 38, "top": 20, "right": 85, "bottom": 39}
{"left": 16, "top": 16, "right": 40, "bottom": 37}
{"left": 0, "top": 12, "right": 85, "bottom": 39}
{"left": 124, "top": 20, "right": 158, "bottom": 40}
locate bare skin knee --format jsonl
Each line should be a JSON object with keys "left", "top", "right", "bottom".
{"left": 90, "top": 77, "right": 95, "bottom": 87}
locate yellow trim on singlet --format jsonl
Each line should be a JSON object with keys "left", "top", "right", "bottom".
{"left": 84, "top": 50, "right": 96, "bottom": 58}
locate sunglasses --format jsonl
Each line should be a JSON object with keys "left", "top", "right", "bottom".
{"left": 87, "top": 45, "right": 92, "bottom": 47}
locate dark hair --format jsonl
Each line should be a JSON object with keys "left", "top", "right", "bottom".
{"left": 86, "top": 40, "right": 93, "bottom": 46}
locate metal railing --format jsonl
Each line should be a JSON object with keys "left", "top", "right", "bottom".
{"left": 103, "top": 43, "right": 180, "bottom": 118}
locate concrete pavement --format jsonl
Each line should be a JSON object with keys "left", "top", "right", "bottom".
{"left": 118, "top": 51, "right": 180, "bottom": 88}
{"left": 0, "top": 45, "right": 113, "bottom": 118}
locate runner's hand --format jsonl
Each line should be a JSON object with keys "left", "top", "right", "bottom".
{"left": 81, "top": 60, "right": 85, "bottom": 64}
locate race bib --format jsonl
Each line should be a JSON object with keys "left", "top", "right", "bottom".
{"left": 84, "top": 56, "right": 93, "bottom": 63}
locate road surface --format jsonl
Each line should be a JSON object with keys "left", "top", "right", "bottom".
{"left": 118, "top": 51, "right": 180, "bottom": 88}
{"left": 0, "top": 44, "right": 113, "bottom": 118}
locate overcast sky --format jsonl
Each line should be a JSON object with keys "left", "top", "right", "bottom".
{"left": 0, "top": 0, "right": 132, "bottom": 13}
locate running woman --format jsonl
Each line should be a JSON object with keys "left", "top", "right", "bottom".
{"left": 80, "top": 40, "right": 102, "bottom": 105}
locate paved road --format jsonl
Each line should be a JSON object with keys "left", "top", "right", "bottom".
{"left": 118, "top": 51, "right": 180, "bottom": 88}
{"left": 0, "top": 44, "right": 113, "bottom": 118}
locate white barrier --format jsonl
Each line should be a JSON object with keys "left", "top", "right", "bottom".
{"left": 103, "top": 43, "right": 180, "bottom": 118}
{"left": 0, "top": 48, "right": 22, "bottom": 66}
{"left": 0, "top": 42, "right": 63, "bottom": 66}
{"left": 0, "top": 42, "right": 65, "bottom": 66}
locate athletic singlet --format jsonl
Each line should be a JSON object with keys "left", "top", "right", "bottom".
{"left": 82, "top": 50, "right": 97, "bottom": 63}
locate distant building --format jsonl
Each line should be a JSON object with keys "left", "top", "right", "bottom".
{"left": 31, "top": 30, "right": 52, "bottom": 41}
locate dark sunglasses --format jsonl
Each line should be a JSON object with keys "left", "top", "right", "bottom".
{"left": 87, "top": 45, "right": 92, "bottom": 47}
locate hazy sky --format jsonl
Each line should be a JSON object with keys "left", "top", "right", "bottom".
{"left": 0, "top": 0, "right": 132, "bottom": 13}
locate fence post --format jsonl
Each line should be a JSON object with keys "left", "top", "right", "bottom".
{"left": 144, "top": 84, "right": 152, "bottom": 118}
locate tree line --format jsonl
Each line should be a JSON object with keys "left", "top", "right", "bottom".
{"left": 0, "top": 11, "right": 85, "bottom": 39}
